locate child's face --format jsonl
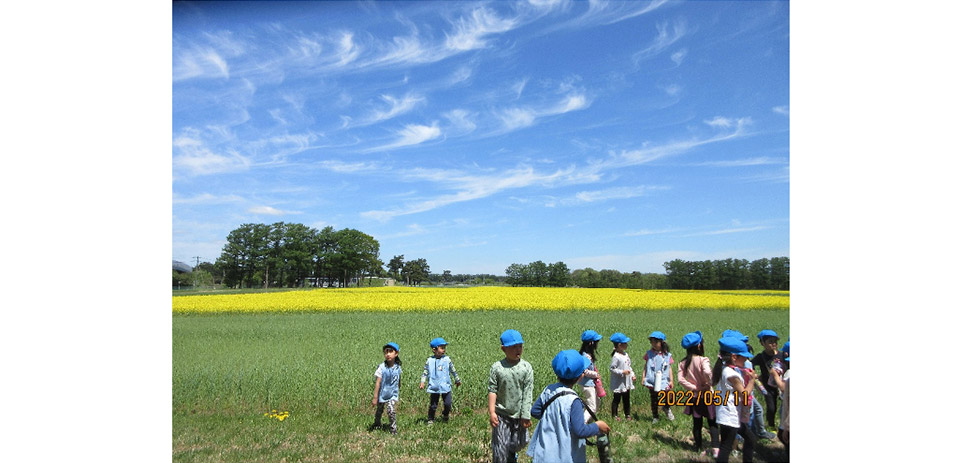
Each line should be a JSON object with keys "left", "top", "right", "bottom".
{"left": 501, "top": 343, "right": 523, "bottom": 362}
{"left": 383, "top": 347, "right": 398, "bottom": 363}
{"left": 762, "top": 337, "right": 779, "bottom": 353}
{"left": 615, "top": 342, "right": 628, "bottom": 353}
{"left": 433, "top": 345, "right": 446, "bottom": 357}
{"left": 650, "top": 338, "right": 662, "bottom": 351}
{"left": 731, "top": 353, "right": 747, "bottom": 367}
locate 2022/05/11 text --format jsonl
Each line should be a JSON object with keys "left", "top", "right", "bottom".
{"left": 656, "top": 390, "right": 749, "bottom": 407}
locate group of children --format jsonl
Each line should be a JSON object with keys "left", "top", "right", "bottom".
{"left": 371, "top": 328, "right": 789, "bottom": 463}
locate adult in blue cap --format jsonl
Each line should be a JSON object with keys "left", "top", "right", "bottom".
{"left": 578, "top": 330, "right": 603, "bottom": 423}
{"left": 715, "top": 337, "right": 757, "bottom": 463}
{"left": 528, "top": 350, "right": 611, "bottom": 463}
{"left": 677, "top": 331, "right": 718, "bottom": 454}
{"left": 754, "top": 329, "right": 784, "bottom": 432}
{"left": 422, "top": 337, "right": 461, "bottom": 423}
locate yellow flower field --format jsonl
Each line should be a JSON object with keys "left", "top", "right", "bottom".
{"left": 172, "top": 287, "right": 789, "bottom": 313}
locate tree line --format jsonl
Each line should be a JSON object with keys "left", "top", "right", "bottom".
{"left": 663, "top": 257, "right": 789, "bottom": 290}
{"left": 504, "top": 261, "right": 571, "bottom": 287}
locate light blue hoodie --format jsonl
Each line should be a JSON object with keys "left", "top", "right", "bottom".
{"left": 527, "top": 383, "right": 600, "bottom": 463}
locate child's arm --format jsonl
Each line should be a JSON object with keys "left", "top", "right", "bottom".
{"left": 642, "top": 358, "right": 651, "bottom": 387}
{"left": 729, "top": 369, "right": 755, "bottom": 396}
{"left": 372, "top": 376, "right": 382, "bottom": 407}
{"left": 488, "top": 392, "right": 499, "bottom": 428}
{"left": 570, "top": 399, "right": 609, "bottom": 436}
{"left": 530, "top": 395, "right": 544, "bottom": 420}
{"left": 769, "top": 366, "right": 786, "bottom": 391}
{"left": 667, "top": 359, "right": 675, "bottom": 390}
{"left": 677, "top": 361, "right": 695, "bottom": 391}
{"left": 520, "top": 366, "right": 534, "bottom": 427}
{"left": 420, "top": 359, "right": 429, "bottom": 389}
{"left": 449, "top": 358, "right": 461, "bottom": 387}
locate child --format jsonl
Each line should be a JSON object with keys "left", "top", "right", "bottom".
{"left": 677, "top": 331, "right": 719, "bottom": 456}
{"left": 577, "top": 330, "right": 602, "bottom": 423}
{"left": 752, "top": 329, "right": 786, "bottom": 433}
{"left": 713, "top": 337, "right": 758, "bottom": 463}
{"left": 721, "top": 330, "right": 774, "bottom": 440}
{"left": 770, "top": 340, "right": 790, "bottom": 458}
{"left": 488, "top": 329, "right": 534, "bottom": 463}
{"left": 372, "top": 342, "right": 402, "bottom": 435}
{"left": 419, "top": 337, "right": 461, "bottom": 424}
{"left": 608, "top": 332, "right": 635, "bottom": 420}
{"left": 643, "top": 331, "right": 675, "bottom": 423}
{"left": 528, "top": 350, "right": 612, "bottom": 463}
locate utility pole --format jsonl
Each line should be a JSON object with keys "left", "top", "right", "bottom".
{"left": 192, "top": 256, "right": 202, "bottom": 288}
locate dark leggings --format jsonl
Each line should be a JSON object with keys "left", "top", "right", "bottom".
{"left": 611, "top": 391, "right": 631, "bottom": 417}
{"left": 648, "top": 388, "right": 670, "bottom": 418}
{"left": 428, "top": 392, "right": 452, "bottom": 420}
{"left": 692, "top": 413, "right": 719, "bottom": 450}
{"left": 718, "top": 423, "right": 756, "bottom": 463}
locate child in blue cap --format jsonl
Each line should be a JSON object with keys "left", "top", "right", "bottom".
{"left": 372, "top": 342, "right": 402, "bottom": 434}
{"left": 677, "top": 331, "right": 719, "bottom": 457}
{"left": 488, "top": 329, "right": 534, "bottom": 463}
{"left": 608, "top": 332, "right": 635, "bottom": 420}
{"left": 419, "top": 337, "right": 461, "bottom": 424}
{"left": 769, "top": 340, "right": 790, "bottom": 457}
{"left": 642, "top": 330, "right": 675, "bottom": 423}
{"left": 712, "top": 337, "right": 757, "bottom": 463}
{"left": 577, "top": 330, "right": 603, "bottom": 424}
{"left": 527, "top": 350, "right": 611, "bottom": 463}
{"left": 752, "top": 329, "right": 786, "bottom": 433}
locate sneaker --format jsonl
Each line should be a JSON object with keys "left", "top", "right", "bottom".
{"left": 666, "top": 409, "right": 675, "bottom": 421}
{"left": 427, "top": 420, "right": 435, "bottom": 425}
{"left": 712, "top": 448, "right": 720, "bottom": 458}
{"left": 652, "top": 417, "right": 659, "bottom": 424}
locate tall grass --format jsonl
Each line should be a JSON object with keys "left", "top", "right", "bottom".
{"left": 174, "top": 309, "right": 788, "bottom": 462}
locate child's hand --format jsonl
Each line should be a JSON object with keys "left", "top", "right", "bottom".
{"left": 521, "top": 418, "right": 532, "bottom": 429}
{"left": 631, "top": 375, "right": 636, "bottom": 382}
{"left": 596, "top": 420, "right": 611, "bottom": 434}
{"left": 455, "top": 381, "right": 461, "bottom": 388}
{"left": 622, "top": 369, "right": 631, "bottom": 376}
{"left": 419, "top": 383, "right": 425, "bottom": 390}
{"left": 489, "top": 414, "right": 500, "bottom": 428}
{"left": 371, "top": 398, "right": 377, "bottom": 407}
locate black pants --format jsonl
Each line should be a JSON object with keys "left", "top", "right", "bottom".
{"left": 718, "top": 423, "right": 756, "bottom": 463}
{"left": 611, "top": 391, "right": 631, "bottom": 417}
{"left": 691, "top": 405, "right": 719, "bottom": 451}
{"left": 764, "top": 387, "right": 779, "bottom": 428}
{"left": 648, "top": 388, "right": 670, "bottom": 418}
{"left": 428, "top": 392, "right": 452, "bottom": 421}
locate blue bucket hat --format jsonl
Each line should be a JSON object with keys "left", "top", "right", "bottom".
{"left": 757, "top": 329, "right": 779, "bottom": 342}
{"left": 718, "top": 337, "right": 751, "bottom": 357}
{"left": 552, "top": 349, "right": 588, "bottom": 380}
{"left": 581, "top": 330, "right": 602, "bottom": 342}
{"left": 500, "top": 329, "right": 524, "bottom": 347}
{"left": 722, "top": 329, "right": 749, "bottom": 343}
{"left": 649, "top": 331, "right": 666, "bottom": 341}
{"left": 383, "top": 342, "right": 399, "bottom": 352}
{"left": 783, "top": 340, "right": 790, "bottom": 361}
{"left": 681, "top": 331, "right": 703, "bottom": 349}
{"left": 610, "top": 332, "right": 631, "bottom": 344}
{"left": 430, "top": 337, "right": 448, "bottom": 348}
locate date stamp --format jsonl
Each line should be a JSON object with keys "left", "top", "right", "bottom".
{"left": 656, "top": 390, "right": 750, "bottom": 407}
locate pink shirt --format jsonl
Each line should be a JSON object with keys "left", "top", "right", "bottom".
{"left": 677, "top": 356, "right": 713, "bottom": 391}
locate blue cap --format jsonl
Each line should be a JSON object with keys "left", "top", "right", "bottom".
{"left": 610, "top": 332, "right": 631, "bottom": 344}
{"left": 757, "top": 329, "right": 779, "bottom": 341}
{"left": 383, "top": 342, "right": 399, "bottom": 352}
{"left": 552, "top": 349, "right": 589, "bottom": 380}
{"left": 500, "top": 329, "right": 524, "bottom": 347}
{"left": 783, "top": 340, "right": 790, "bottom": 361}
{"left": 430, "top": 337, "right": 448, "bottom": 348}
{"left": 681, "top": 331, "right": 703, "bottom": 349}
{"left": 649, "top": 331, "right": 666, "bottom": 341}
{"left": 718, "top": 337, "right": 751, "bottom": 357}
{"left": 581, "top": 330, "right": 602, "bottom": 342}
{"left": 722, "top": 329, "right": 749, "bottom": 343}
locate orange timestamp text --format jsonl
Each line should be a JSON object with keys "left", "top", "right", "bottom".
{"left": 656, "top": 390, "right": 750, "bottom": 407}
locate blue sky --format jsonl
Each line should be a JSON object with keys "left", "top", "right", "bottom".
{"left": 172, "top": 0, "right": 789, "bottom": 275}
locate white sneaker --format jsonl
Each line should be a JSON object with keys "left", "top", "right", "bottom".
{"left": 666, "top": 409, "right": 675, "bottom": 421}
{"left": 652, "top": 417, "right": 659, "bottom": 424}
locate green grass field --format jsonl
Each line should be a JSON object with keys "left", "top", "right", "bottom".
{"left": 173, "top": 309, "right": 788, "bottom": 462}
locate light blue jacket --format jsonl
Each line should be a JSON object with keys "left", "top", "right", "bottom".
{"left": 527, "top": 384, "right": 600, "bottom": 463}
{"left": 421, "top": 355, "right": 460, "bottom": 394}
{"left": 643, "top": 350, "right": 672, "bottom": 389}
{"left": 375, "top": 362, "right": 402, "bottom": 402}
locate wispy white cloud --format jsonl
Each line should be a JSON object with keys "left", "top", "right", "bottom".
{"left": 444, "top": 6, "right": 519, "bottom": 52}
{"left": 248, "top": 205, "right": 301, "bottom": 216}
{"left": 772, "top": 105, "right": 789, "bottom": 116}
{"left": 494, "top": 92, "right": 591, "bottom": 133}
{"left": 316, "top": 160, "right": 380, "bottom": 173}
{"left": 704, "top": 116, "right": 735, "bottom": 128}
{"left": 352, "top": 93, "right": 425, "bottom": 127}
{"left": 173, "top": 146, "right": 251, "bottom": 176}
{"left": 633, "top": 19, "right": 689, "bottom": 62}
{"left": 670, "top": 49, "right": 688, "bottom": 66}
{"left": 512, "top": 78, "right": 529, "bottom": 99}
{"left": 173, "top": 193, "right": 245, "bottom": 204}
{"left": 173, "top": 47, "right": 230, "bottom": 81}
{"left": 444, "top": 109, "right": 477, "bottom": 134}
{"left": 695, "top": 156, "right": 786, "bottom": 167}
{"left": 365, "top": 123, "right": 442, "bottom": 152}
{"left": 684, "top": 226, "right": 769, "bottom": 237}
